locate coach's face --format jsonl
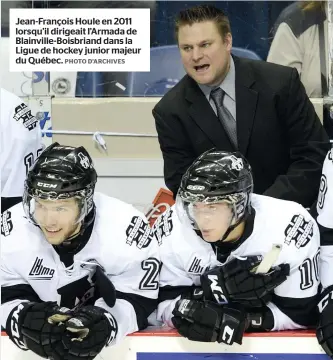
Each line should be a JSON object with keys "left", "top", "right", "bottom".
{"left": 178, "top": 21, "right": 232, "bottom": 87}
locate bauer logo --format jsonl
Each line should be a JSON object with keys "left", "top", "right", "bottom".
{"left": 187, "top": 185, "right": 205, "bottom": 190}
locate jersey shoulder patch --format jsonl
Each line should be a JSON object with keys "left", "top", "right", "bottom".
{"left": 12, "top": 102, "right": 38, "bottom": 131}
{"left": 1, "top": 204, "right": 43, "bottom": 256}
{"left": 253, "top": 195, "right": 317, "bottom": 251}
{"left": 1, "top": 88, "right": 38, "bottom": 132}
{"left": 284, "top": 213, "right": 314, "bottom": 249}
{"left": 152, "top": 207, "right": 174, "bottom": 245}
{"left": 1, "top": 210, "right": 13, "bottom": 237}
{"left": 94, "top": 192, "right": 155, "bottom": 251}
{"left": 125, "top": 215, "right": 153, "bottom": 249}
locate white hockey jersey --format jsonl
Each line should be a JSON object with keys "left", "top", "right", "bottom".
{"left": 316, "top": 146, "right": 333, "bottom": 290}
{"left": 154, "top": 194, "right": 320, "bottom": 331}
{"left": 1, "top": 192, "right": 160, "bottom": 346}
{"left": 1, "top": 88, "right": 43, "bottom": 205}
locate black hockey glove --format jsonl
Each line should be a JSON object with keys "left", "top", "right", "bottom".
{"left": 6, "top": 301, "right": 71, "bottom": 359}
{"left": 59, "top": 305, "right": 118, "bottom": 360}
{"left": 201, "top": 256, "right": 290, "bottom": 308}
{"left": 316, "top": 287, "right": 333, "bottom": 358}
{"left": 171, "top": 299, "right": 247, "bottom": 345}
{"left": 180, "top": 286, "right": 205, "bottom": 302}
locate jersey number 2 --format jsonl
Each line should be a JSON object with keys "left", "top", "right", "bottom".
{"left": 139, "top": 257, "right": 161, "bottom": 290}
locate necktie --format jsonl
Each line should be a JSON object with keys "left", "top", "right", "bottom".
{"left": 210, "top": 87, "right": 237, "bottom": 149}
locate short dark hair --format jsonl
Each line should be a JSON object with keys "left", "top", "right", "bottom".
{"left": 175, "top": 5, "right": 231, "bottom": 42}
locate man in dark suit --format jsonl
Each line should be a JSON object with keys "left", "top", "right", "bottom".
{"left": 153, "top": 4, "right": 329, "bottom": 208}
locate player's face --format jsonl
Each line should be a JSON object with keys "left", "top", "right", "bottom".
{"left": 192, "top": 202, "right": 233, "bottom": 242}
{"left": 178, "top": 21, "right": 232, "bottom": 87}
{"left": 34, "top": 198, "right": 81, "bottom": 245}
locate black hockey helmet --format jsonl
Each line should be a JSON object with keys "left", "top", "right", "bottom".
{"left": 177, "top": 148, "right": 253, "bottom": 241}
{"left": 23, "top": 142, "right": 97, "bottom": 231}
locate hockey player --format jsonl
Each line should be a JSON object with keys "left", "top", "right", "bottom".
{"left": 314, "top": 143, "right": 333, "bottom": 358}
{"left": 153, "top": 149, "right": 320, "bottom": 345}
{"left": 1, "top": 143, "right": 160, "bottom": 360}
{"left": 1, "top": 87, "right": 43, "bottom": 212}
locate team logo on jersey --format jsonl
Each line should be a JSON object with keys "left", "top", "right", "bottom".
{"left": 1, "top": 210, "right": 13, "bottom": 237}
{"left": 13, "top": 103, "right": 38, "bottom": 131}
{"left": 187, "top": 256, "right": 208, "bottom": 274}
{"left": 28, "top": 257, "right": 55, "bottom": 280}
{"left": 317, "top": 174, "right": 328, "bottom": 210}
{"left": 126, "top": 216, "right": 152, "bottom": 249}
{"left": 78, "top": 152, "right": 90, "bottom": 169}
{"left": 284, "top": 214, "right": 313, "bottom": 249}
{"left": 153, "top": 208, "right": 173, "bottom": 245}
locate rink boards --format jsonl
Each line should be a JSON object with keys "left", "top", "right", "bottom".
{"left": 1, "top": 327, "right": 328, "bottom": 360}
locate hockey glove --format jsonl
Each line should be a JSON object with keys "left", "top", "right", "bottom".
{"left": 201, "top": 256, "right": 290, "bottom": 307}
{"left": 180, "top": 286, "right": 205, "bottom": 302}
{"left": 6, "top": 301, "right": 71, "bottom": 359}
{"left": 60, "top": 305, "right": 118, "bottom": 360}
{"left": 316, "top": 287, "right": 333, "bottom": 358}
{"left": 171, "top": 299, "right": 247, "bottom": 345}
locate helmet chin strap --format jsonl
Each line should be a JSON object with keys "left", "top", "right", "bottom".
{"left": 60, "top": 204, "right": 96, "bottom": 246}
{"left": 61, "top": 223, "right": 83, "bottom": 245}
{"left": 218, "top": 212, "right": 237, "bottom": 243}
{"left": 194, "top": 201, "right": 252, "bottom": 246}
{"left": 217, "top": 207, "right": 251, "bottom": 245}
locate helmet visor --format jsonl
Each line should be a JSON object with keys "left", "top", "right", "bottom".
{"left": 23, "top": 192, "right": 88, "bottom": 227}
{"left": 176, "top": 192, "right": 249, "bottom": 242}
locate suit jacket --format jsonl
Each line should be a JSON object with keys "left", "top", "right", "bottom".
{"left": 153, "top": 55, "right": 329, "bottom": 208}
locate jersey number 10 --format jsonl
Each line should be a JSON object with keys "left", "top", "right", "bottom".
{"left": 299, "top": 249, "right": 320, "bottom": 290}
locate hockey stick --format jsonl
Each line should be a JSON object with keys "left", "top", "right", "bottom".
{"left": 254, "top": 244, "right": 283, "bottom": 274}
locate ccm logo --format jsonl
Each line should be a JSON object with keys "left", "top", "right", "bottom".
{"left": 37, "top": 182, "right": 57, "bottom": 189}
